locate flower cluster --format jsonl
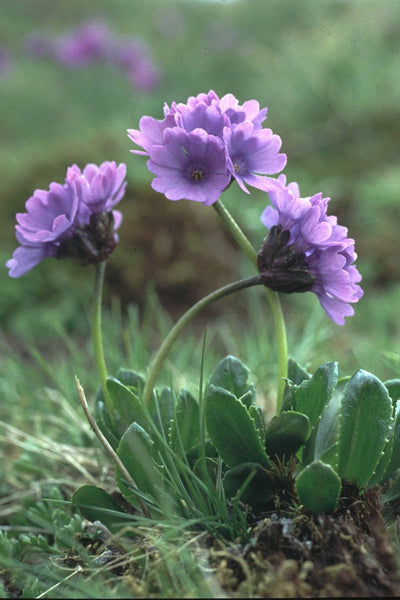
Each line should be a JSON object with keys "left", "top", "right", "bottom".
{"left": 128, "top": 90, "right": 287, "bottom": 206}
{"left": 6, "top": 162, "right": 127, "bottom": 277}
{"left": 258, "top": 176, "right": 363, "bottom": 324}
{"left": 26, "top": 20, "right": 161, "bottom": 92}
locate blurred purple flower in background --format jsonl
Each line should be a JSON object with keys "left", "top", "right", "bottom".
{"left": 6, "top": 161, "right": 127, "bottom": 277}
{"left": 258, "top": 175, "right": 363, "bottom": 324}
{"left": 55, "top": 19, "right": 111, "bottom": 68}
{"left": 25, "top": 19, "right": 161, "bottom": 92}
{"left": 128, "top": 90, "right": 286, "bottom": 205}
{"left": 109, "top": 39, "right": 161, "bottom": 92}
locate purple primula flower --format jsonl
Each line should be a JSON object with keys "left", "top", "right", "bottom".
{"left": 174, "top": 102, "right": 229, "bottom": 139}
{"left": 224, "top": 122, "right": 286, "bottom": 193}
{"left": 147, "top": 128, "right": 231, "bottom": 205}
{"left": 66, "top": 161, "right": 127, "bottom": 220}
{"left": 6, "top": 161, "right": 127, "bottom": 277}
{"left": 258, "top": 177, "right": 363, "bottom": 325}
{"left": 128, "top": 90, "right": 286, "bottom": 203}
{"left": 218, "top": 93, "right": 268, "bottom": 130}
{"left": 55, "top": 20, "right": 111, "bottom": 68}
{"left": 127, "top": 111, "right": 177, "bottom": 156}
{"left": 109, "top": 38, "right": 161, "bottom": 92}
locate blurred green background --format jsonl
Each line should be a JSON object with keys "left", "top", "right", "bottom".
{"left": 1, "top": 0, "right": 400, "bottom": 382}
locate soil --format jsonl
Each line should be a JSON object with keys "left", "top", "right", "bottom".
{"left": 208, "top": 485, "right": 400, "bottom": 597}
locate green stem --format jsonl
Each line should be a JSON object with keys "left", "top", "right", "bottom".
{"left": 142, "top": 275, "right": 263, "bottom": 409}
{"left": 91, "top": 261, "right": 114, "bottom": 420}
{"left": 213, "top": 198, "right": 288, "bottom": 412}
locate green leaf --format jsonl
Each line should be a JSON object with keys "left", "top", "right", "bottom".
{"left": 384, "top": 379, "right": 400, "bottom": 404}
{"left": 281, "top": 380, "right": 295, "bottom": 412}
{"left": 209, "top": 355, "right": 255, "bottom": 402}
{"left": 116, "top": 367, "right": 145, "bottom": 395}
{"left": 238, "top": 389, "right": 255, "bottom": 409}
{"left": 368, "top": 432, "right": 394, "bottom": 487}
{"left": 71, "top": 485, "right": 128, "bottom": 532}
{"left": 288, "top": 358, "right": 311, "bottom": 385}
{"left": 249, "top": 405, "right": 266, "bottom": 446}
{"left": 337, "top": 370, "right": 393, "bottom": 488}
{"left": 115, "top": 423, "right": 165, "bottom": 507}
{"left": 206, "top": 385, "right": 271, "bottom": 468}
{"left": 106, "top": 377, "right": 148, "bottom": 435}
{"left": 186, "top": 440, "right": 218, "bottom": 467}
{"left": 152, "top": 387, "right": 175, "bottom": 437}
{"left": 302, "top": 389, "right": 342, "bottom": 467}
{"left": 294, "top": 362, "right": 338, "bottom": 427}
{"left": 169, "top": 389, "right": 200, "bottom": 456}
{"left": 296, "top": 461, "right": 341, "bottom": 513}
{"left": 223, "top": 462, "right": 274, "bottom": 506}
{"left": 94, "top": 394, "right": 120, "bottom": 451}
{"left": 281, "top": 358, "right": 311, "bottom": 412}
{"left": 319, "top": 443, "right": 338, "bottom": 469}
{"left": 265, "top": 411, "right": 311, "bottom": 458}
{"left": 382, "top": 399, "right": 400, "bottom": 480}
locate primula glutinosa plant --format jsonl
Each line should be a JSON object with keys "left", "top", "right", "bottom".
{"left": 6, "top": 91, "right": 400, "bottom": 533}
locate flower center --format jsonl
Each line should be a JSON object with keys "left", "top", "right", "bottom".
{"left": 233, "top": 163, "right": 240, "bottom": 174}
{"left": 191, "top": 168, "right": 205, "bottom": 181}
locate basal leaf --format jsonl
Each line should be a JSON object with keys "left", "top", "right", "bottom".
{"left": 287, "top": 358, "right": 311, "bottom": 385}
{"left": 302, "top": 389, "right": 342, "bottom": 467}
{"left": 152, "top": 387, "right": 175, "bottom": 438}
{"left": 71, "top": 485, "right": 128, "bottom": 532}
{"left": 223, "top": 462, "right": 274, "bottom": 506}
{"left": 294, "top": 362, "right": 338, "bottom": 427}
{"left": 209, "top": 355, "right": 255, "bottom": 402}
{"left": 296, "top": 461, "right": 341, "bottom": 513}
{"left": 116, "top": 367, "right": 145, "bottom": 395}
{"left": 94, "top": 395, "right": 120, "bottom": 451}
{"left": 106, "top": 377, "right": 148, "bottom": 436}
{"left": 169, "top": 389, "right": 200, "bottom": 456}
{"left": 265, "top": 410, "right": 311, "bottom": 458}
{"left": 206, "top": 385, "right": 271, "bottom": 468}
{"left": 384, "top": 379, "right": 400, "bottom": 404}
{"left": 337, "top": 370, "right": 393, "bottom": 488}
{"left": 116, "top": 422, "right": 165, "bottom": 507}
{"left": 249, "top": 405, "right": 266, "bottom": 446}
{"left": 382, "top": 399, "right": 400, "bottom": 480}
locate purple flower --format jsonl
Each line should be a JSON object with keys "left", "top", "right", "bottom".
{"left": 110, "top": 39, "right": 161, "bottom": 92}
{"left": 128, "top": 90, "right": 286, "bottom": 203}
{"left": 55, "top": 20, "right": 111, "bottom": 68}
{"left": 224, "top": 122, "right": 286, "bottom": 193}
{"left": 258, "top": 177, "right": 363, "bottom": 325}
{"left": 66, "top": 162, "right": 127, "bottom": 220}
{"left": 218, "top": 93, "right": 268, "bottom": 130}
{"left": 6, "top": 161, "right": 127, "bottom": 277}
{"left": 147, "top": 128, "right": 231, "bottom": 206}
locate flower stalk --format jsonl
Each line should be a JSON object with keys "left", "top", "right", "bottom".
{"left": 213, "top": 198, "right": 288, "bottom": 411}
{"left": 142, "top": 275, "right": 263, "bottom": 409}
{"left": 91, "top": 261, "right": 114, "bottom": 422}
